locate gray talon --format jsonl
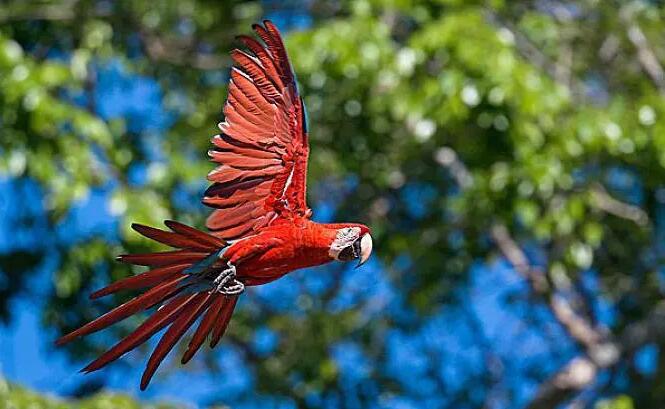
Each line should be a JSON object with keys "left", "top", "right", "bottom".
{"left": 213, "top": 262, "right": 236, "bottom": 285}
{"left": 220, "top": 279, "right": 244, "bottom": 295}
{"left": 211, "top": 262, "right": 244, "bottom": 295}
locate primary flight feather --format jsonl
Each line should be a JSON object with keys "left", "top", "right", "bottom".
{"left": 56, "top": 20, "right": 373, "bottom": 389}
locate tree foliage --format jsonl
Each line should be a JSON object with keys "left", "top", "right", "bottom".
{"left": 1, "top": 0, "right": 665, "bottom": 408}
{"left": 0, "top": 376, "right": 178, "bottom": 409}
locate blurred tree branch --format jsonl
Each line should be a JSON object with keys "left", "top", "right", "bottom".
{"left": 484, "top": 11, "right": 585, "bottom": 99}
{"left": 625, "top": 24, "right": 665, "bottom": 94}
{"left": 438, "top": 145, "right": 602, "bottom": 340}
{"left": 0, "top": 0, "right": 229, "bottom": 70}
{"left": 489, "top": 5, "right": 665, "bottom": 100}
{"left": 138, "top": 30, "right": 229, "bottom": 70}
{"left": 0, "top": 0, "right": 92, "bottom": 22}
{"left": 436, "top": 147, "right": 645, "bottom": 408}
{"left": 589, "top": 183, "right": 649, "bottom": 227}
{"left": 527, "top": 303, "right": 665, "bottom": 408}
{"left": 620, "top": 6, "right": 665, "bottom": 95}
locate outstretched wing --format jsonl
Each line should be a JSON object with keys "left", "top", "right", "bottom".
{"left": 204, "top": 20, "right": 311, "bottom": 240}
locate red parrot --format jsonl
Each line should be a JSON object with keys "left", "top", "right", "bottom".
{"left": 56, "top": 20, "right": 372, "bottom": 389}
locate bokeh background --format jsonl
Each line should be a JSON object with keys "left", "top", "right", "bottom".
{"left": 1, "top": 0, "right": 664, "bottom": 408}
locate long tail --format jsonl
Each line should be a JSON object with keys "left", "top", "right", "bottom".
{"left": 56, "top": 220, "right": 239, "bottom": 390}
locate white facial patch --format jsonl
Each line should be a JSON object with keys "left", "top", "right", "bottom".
{"left": 328, "top": 227, "right": 361, "bottom": 259}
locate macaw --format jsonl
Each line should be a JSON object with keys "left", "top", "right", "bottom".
{"left": 56, "top": 20, "right": 373, "bottom": 389}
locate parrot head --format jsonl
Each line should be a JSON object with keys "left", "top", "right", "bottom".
{"left": 328, "top": 225, "right": 373, "bottom": 268}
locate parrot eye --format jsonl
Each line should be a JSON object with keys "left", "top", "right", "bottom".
{"left": 340, "top": 227, "right": 356, "bottom": 236}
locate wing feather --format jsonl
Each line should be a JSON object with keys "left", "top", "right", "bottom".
{"left": 236, "top": 35, "right": 284, "bottom": 88}
{"left": 207, "top": 150, "right": 281, "bottom": 170}
{"left": 205, "top": 21, "right": 310, "bottom": 240}
{"left": 211, "top": 135, "right": 279, "bottom": 159}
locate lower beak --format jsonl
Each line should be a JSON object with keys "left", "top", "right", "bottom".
{"left": 356, "top": 233, "right": 373, "bottom": 268}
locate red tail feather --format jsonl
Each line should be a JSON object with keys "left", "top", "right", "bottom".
{"left": 57, "top": 220, "right": 241, "bottom": 389}
{"left": 182, "top": 295, "right": 227, "bottom": 364}
{"left": 82, "top": 293, "right": 196, "bottom": 373}
{"left": 131, "top": 223, "right": 212, "bottom": 250}
{"left": 140, "top": 293, "right": 213, "bottom": 390}
{"left": 117, "top": 250, "right": 210, "bottom": 267}
{"left": 90, "top": 263, "right": 190, "bottom": 300}
{"left": 164, "top": 220, "right": 226, "bottom": 248}
{"left": 56, "top": 276, "right": 188, "bottom": 346}
{"left": 210, "top": 296, "right": 238, "bottom": 348}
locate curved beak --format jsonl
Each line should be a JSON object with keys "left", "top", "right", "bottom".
{"left": 356, "top": 233, "right": 373, "bottom": 268}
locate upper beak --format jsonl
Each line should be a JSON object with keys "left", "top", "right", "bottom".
{"left": 356, "top": 233, "right": 373, "bottom": 268}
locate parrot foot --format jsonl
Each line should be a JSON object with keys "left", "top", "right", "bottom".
{"left": 218, "top": 279, "right": 244, "bottom": 295}
{"left": 212, "top": 262, "right": 245, "bottom": 295}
